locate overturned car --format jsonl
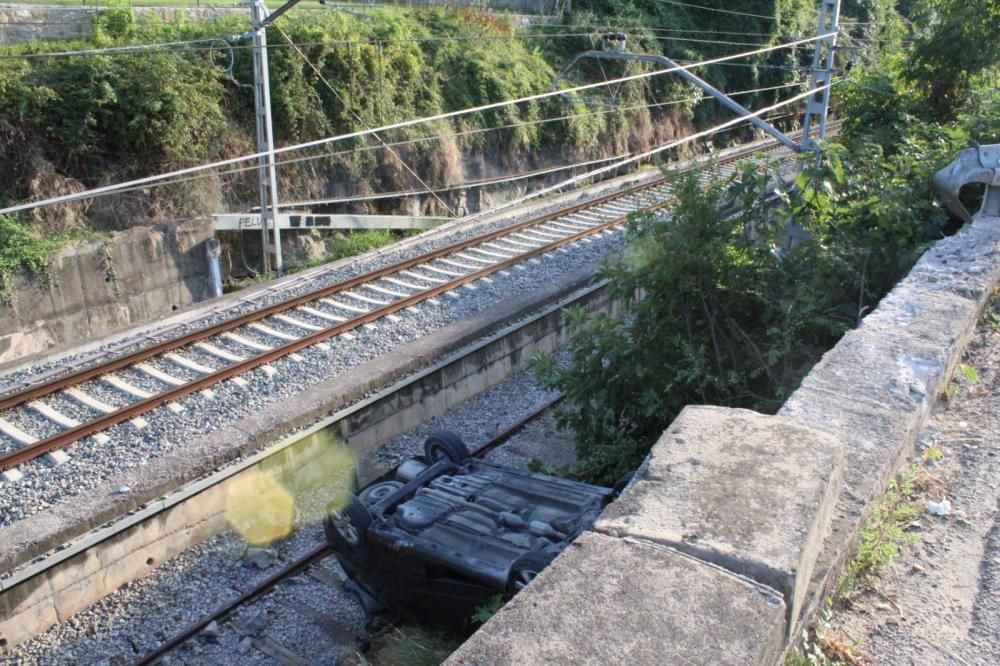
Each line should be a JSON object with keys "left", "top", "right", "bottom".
{"left": 324, "top": 430, "right": 617, "bottom": 628}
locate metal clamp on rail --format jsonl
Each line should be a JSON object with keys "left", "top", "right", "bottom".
{"left": 932, "top": 143, "right": 1000, "bottom": 222}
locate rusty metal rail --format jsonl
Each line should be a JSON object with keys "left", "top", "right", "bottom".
{"left": 0, "top": 182, "right": 659, "bottom": 414}
{"left": 0, "top": 130, "right": 816, "bottom": 474}
{"left": 132, "top": 544, "right": 334, "bottom": 666}
{"left": 131, "top": 392, "right": 567, "bottom": 666}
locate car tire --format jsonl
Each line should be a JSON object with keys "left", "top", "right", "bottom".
{"left": 324, "top": 493, "right": 373, "bottom": 564}
{"left": 507, "top": 551, "right": 555, "bottom": 595}
{"left": 423, "top": 430, "right": 470, "bottom": 464}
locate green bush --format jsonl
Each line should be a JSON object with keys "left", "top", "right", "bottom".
{"left": 0, "top": 214, "right": 94, "bottom": 302}
{"left": 533, "top": 118, "right": 972, "bottom": 484}
{"left": 532, "top": 160, "right": 852, "bottom": 484}
{"left": 532, "top": 0, "right": 1000, "bottom": 483}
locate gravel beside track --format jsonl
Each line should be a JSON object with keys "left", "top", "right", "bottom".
{"left": 0, "top": 187, "right": 635, "bottom": 394}
{"left": 0, "top": 217, "right": 623, "bottom": 527}
{"left": 5, "top": 360, "right": 577, "bottom": 664}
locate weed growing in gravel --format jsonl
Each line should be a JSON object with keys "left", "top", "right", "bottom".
{"left": 922, "top": 444, "right": 943, "bottom": 463}
{"left": 836, "top": 465, "right": 921, "bottom": 599}
{"left": 786, "top": 601, "right": 865, "bottom": 666}
{"left": 957, "top": 363, "right": 980, "bottom": 384}
{"left": 943, "top": 360, "right": 981, "bottom": 402}
{"left": 362, "top": 625, "right": 461, "bottom": 666}
{"left": 471, "top": 595, "right": 504, "bottom": 625}
{"left": 283, "top": 230, "right": 407, "bottom": 275}
{"left": 786, "top": 632, "right": 864, "bottom": 666}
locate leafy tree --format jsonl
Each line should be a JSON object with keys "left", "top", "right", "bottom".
{"left": 906, "top": 0, "right": 1000, "bottom": 118}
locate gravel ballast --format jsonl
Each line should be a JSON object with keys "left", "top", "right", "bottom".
{"left": 4, "top": 358, "right": 578, "bottom": 664}
{"left": 0, "top": 211, "right": 623, "bottom": 527}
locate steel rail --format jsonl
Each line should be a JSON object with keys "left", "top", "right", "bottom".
{"left": 131, "top": 543, "right": 334, "bottom": 666}
{"left": 0, "top": 180, "right": 663, "bottom": 413}
{"left": 0, "top": 209, "right": 642, "bottom": 471}
{"left": 0, "top": 127, "right": 832, "bottom": 472}
{"left": 131, "top": 393, "right": 568, "bottom": 665}
{"left": 0, "top": 129, "right": 812, "bottom": 413}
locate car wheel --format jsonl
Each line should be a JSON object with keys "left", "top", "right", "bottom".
{"left": 423, "top": 430, "right": 470, "bottom": 464}
{"left": 324, "top": 493, "right": 373, "bottom": 563}
{"left": 507, "top": 551, "right": 555, "bottom": 595}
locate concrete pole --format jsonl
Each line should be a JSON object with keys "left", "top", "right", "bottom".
{"left": 250, "top": 0, "right": 284, "bottom": 275}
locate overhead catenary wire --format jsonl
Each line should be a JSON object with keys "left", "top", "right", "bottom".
{"left": 0, "top": 35, "right": 239, "bottom": 60}
{"left": 271, "top": 23, "right": 457, "bottom": 217}
{"left": 281, "top": 111, "right": 799, "bottom": 208}
{"left": 656, "top": 0, "right": 780, "bottom": 21}
{"left": 0, "top": 33, "right": 833, "bottom": 216}
{"left": 51, "top": 79, "right": 808, "bottom": 201}
{"left": 280, "top": 152, "right": 634, "bottom": 208}
{"left": 532, "top": 25, "right": 784, "bottom": 38}
{"left": 455, "top": 80, "right": 840, "bottom": 228}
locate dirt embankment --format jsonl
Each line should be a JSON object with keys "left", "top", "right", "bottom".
{"left": 823, "top": 297, "right": 1000, "bottom": 665}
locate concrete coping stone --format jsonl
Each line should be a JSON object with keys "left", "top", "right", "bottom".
{"left": 446, "top": 531, "right": 787, "bottom": 666}
{"left": 779, "top": 214, "right": 1000, "bottom": 507}
{"left": 594, "top": 405, "right": 845, "bottom": 632}
{"left": 453, "top": 216, "right": 1000, "bottom": 660}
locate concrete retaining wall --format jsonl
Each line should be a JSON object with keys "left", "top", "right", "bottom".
{"left": 0, "top": 275, "right": 615, "bottom": 649}
{"left": 0, "top": 219, "right": 216, "bottom": 364}
{"left": 449, "top": 212, "right": 1000, "bottom": 665}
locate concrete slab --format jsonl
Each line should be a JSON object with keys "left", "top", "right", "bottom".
{"left": 594, "top": 406, "right": 844, "bottom": 629}
{"left": 2, "top": 468, "right": 23, "bottom": 483}
{"left": 44, "top": 450, "right": 71, "bottom": 467}
{"left": 446, "top": 532, "right": 786, "bottom": 666}
{"left": 778, "top": 214, "right": 1000, "bottom": 638}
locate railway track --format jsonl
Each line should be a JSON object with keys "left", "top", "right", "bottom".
{"left": 0, "top": 130, "right": 815, "bottom": 479}
{"left": 130, "top": 395, "right": 565, "bottom": 666}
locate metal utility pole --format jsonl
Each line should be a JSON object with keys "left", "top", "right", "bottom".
{"left": 246, "top": 0, "right": 305, "bottom": 275}
{"left": 801, "top": 0, "right": 841, "bottom": 151}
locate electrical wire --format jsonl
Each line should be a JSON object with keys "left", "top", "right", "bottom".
{"left": 531, "top": 25, "right": 784, "bottom": 38}
{"left": 272, "top": 23, "right": 456, "bottom": 217}
{"left": 656, "top": 0, "right": 779, "bottom": 21}
{"left": 280, "top": 110, "right": 803, "bottom": 208}
{"left": 0, "top": 34, "right": 832, "bottom": 216}
{"left": 0, "top": 31, "right": 778, "bottom": 61}
{"left": 674, "top": 60, "right": 807, "bottom": 72}
{"left": 0, "top": 35, "right": 236, "bottom": 60}
{"left": 279, "top": 153, "right": 633, "bottom": 208}
{"left": 454, "top": 81, "right": 840, "bottom": 227}
{"left": 50, "top": 79, "right": 808, "bottom": 201}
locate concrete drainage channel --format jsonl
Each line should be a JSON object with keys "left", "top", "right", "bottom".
{"left": 0, "top": 275, "right": 618, "bottom": 651}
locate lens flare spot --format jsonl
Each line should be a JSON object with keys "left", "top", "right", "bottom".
{"left": 225, "top": 468, "right": 295, "bottom": 546}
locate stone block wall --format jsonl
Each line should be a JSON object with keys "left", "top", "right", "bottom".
{"left": 449, "top": 211, "right": 1000, "bottom": 664}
